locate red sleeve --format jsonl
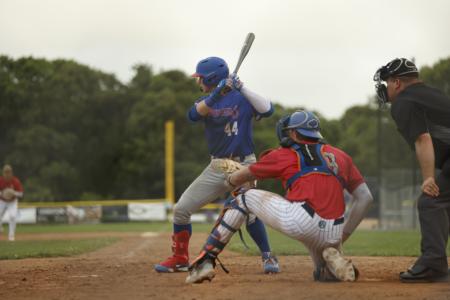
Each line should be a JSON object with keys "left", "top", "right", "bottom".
{"left": 13, "top": 177, "right": 23, "bottom": 192}
{"left": 345, "top": 161, "right": 365, "bottom": 193}
{"left": 249, "top": 148, "right": 295, "bottom": 180}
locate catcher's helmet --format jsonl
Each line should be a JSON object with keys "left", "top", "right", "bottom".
{"left": 276, "top": 110, "right": 322, "bottom": 146}
{"left": 373, "top": 58, "right": 419, "bottom": 105}
{"left": 286, "top": 110, "right": 323, "bottom": 139}
{"left": 192, "top": 57, "right": 229, "bottom": 87}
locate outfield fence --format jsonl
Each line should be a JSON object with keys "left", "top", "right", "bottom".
{"left": 4, "top": 167, "right": 424, "bottom": 229}
{"left": 1, "top": 199, "right": 223, "bottom": 225}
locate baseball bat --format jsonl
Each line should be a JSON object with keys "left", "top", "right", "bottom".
{"left": 232, "top": 32, "right": 255, "bottom": 75}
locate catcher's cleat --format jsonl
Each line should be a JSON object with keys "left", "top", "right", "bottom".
{"left": 186, "top": 252, "right": 216, "bottom": 284}
{"left": 322, "top": 247, "right": 358, "bottom": 282}
{"left": 262, "top": 253, "right": 280, "bottom": 274}
{"left": 313, "top": 266, "right": 339, "bottom": 282}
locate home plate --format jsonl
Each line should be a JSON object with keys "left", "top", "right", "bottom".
{"left": 69, "top": 275, "right": 99, "bottom": 278}
{"left": 140, "top": 232, "right": 159, "bottom": 238}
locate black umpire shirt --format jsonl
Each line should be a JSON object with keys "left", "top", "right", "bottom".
{"left": 391, "top": 82, "right": 450, "bottom": 169}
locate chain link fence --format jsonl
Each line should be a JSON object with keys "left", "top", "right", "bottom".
{"left": 378, "top": 168, "right": 421, "bottom": 230}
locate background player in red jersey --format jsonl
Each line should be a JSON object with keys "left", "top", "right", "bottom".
{"left": 186, "top": 110, "right": 374, "bottom": 284}
{"left": 0, "top": 164, "right": 24, "bottom": 241}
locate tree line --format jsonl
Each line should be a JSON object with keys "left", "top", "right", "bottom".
{"left": 0, "top": 55, "right": 449, "bottom": 202}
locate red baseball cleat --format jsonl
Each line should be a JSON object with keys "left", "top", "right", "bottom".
{"left": 154, "top": 230, "right": 190, "bottom": 273}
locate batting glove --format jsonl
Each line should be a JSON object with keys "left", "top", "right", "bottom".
{"left": 204, "top": 79, "right": 227, "bottom": 107}
{"left": 226, "top": 73, "right": 244, "bottom": 91}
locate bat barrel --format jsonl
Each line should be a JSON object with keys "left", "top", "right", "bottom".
{"left": 233, "top": 32, "right": 255, "bottom": 75}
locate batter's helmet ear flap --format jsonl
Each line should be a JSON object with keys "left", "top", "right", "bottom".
{"left": 276, "top": 114, "right": 293, "bottom": 147}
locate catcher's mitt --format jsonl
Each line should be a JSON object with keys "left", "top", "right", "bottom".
{"left": 211, "top": 158, "right": 245, "bottom": 174}
{"left": 322, "top": 247, "right": 359, "bottom": 282}
{"left": 1, "top": 188, "right": 16, "bottom": 202}
{"left": 211, "top": 159, "right": 256, "bottom": 191}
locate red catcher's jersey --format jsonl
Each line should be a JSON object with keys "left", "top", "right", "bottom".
{"left": 0, "top": 176, "right": 23, "bottom": 193}
{"left": 249, "top": 143, "right": 365, "bottom": 219}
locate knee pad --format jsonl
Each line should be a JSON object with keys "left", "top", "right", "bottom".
{"left": 232, "top": 194, "right": 250, "bottom": 216}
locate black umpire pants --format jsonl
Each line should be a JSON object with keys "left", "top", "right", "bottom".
{"left": 416, "top": 139, "right": 450, "bottom": 273}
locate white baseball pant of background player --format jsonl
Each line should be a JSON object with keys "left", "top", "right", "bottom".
{"left": 0, "top": 199, "right": 18, "bottom": 241}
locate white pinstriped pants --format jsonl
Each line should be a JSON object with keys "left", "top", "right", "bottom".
{"left": 217, "top": 189, "right": 343, "bottom": 268}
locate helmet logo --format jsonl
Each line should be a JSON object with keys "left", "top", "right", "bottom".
{"left": 306, "top": 119, "right": 319, "bottom": 129}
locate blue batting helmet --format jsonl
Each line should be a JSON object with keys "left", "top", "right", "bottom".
{"left": 192, "top": 57, "right": 229, "bottom": 87}
{"left": 285, "top": 110, "right": 323, "bottom": 139}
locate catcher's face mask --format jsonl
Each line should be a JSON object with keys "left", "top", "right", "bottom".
{"left": 276, "top": 114, "right": 293, "bottom": 147}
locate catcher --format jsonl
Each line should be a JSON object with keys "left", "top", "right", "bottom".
{"left": 0, "top": 164, "right": 24, "bottom": 241}
{"left": 186, "top": 110, "right": 373, "bottom": 283}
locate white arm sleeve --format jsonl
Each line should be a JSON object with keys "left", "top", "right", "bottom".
{"left": 240, "top": 86, "right": 272, "bottom": 114}
{"left": 343, "top": 183, "right": 373, "bottom": 237}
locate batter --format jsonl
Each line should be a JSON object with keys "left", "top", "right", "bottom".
{"left": 154, "top": 56, "right": 279, "bottom": 274}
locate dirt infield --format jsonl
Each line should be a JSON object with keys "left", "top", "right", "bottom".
{"left": 0, "top": 232, "right": 449, "bottom": 300}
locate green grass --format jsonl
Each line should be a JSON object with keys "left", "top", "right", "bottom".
{"left": 228, "top": 227, "right": 450, "bottom": 257}
{"left": 16, "top": 222, "right": 216, "bottom": 234}
{"left": 0, "top": 237, "right": 118, "bottom": 260}
{"left": 10, "top": 222, "right": 450, "bottom": 258}
{"left": 16, "top": 222, "right": 177, "bottom": 234}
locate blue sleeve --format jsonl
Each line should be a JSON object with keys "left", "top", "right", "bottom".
{"left": 187, "top": 96, "right": 207, "bottom": 122}
{"left": 187, "top": 105, "right": 203, "bottom": 122}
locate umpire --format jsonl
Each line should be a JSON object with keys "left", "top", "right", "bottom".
{"left": 374, "top": 58, "right": 450, "bottom": 282}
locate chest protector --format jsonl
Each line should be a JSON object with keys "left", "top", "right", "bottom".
{"left": 286, "top": 143, "right": 346, "bottom": 190}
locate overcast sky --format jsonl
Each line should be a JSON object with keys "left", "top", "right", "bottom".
{"left": 1, "top": 0, "right": 449, "bottom": 118}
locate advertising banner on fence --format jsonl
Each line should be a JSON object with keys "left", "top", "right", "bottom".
{"left": 1, "top": 208, "right": 37, "bottom": 224}
{"left": 37, "top": 207, "right": 67, "bottom": 223}
{"left": 128, "top": 203, "right": 166, "bottom": 221}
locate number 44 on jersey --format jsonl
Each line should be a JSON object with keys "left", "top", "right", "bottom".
{"left": 224, "top": 121, "right": 238, "bottom": 136}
